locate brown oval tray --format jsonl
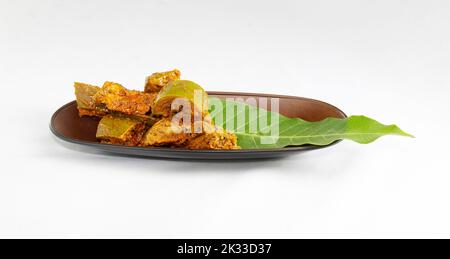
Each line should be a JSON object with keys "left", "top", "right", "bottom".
{"left": 50, "top": 92, "right": 347, "bottom": 159}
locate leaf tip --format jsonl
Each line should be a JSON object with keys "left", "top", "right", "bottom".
{"left": 402, "top": 131, "right": 415, "bottom": 138}
{"left": 391, "top": 124, "right": 414, "bottom": 138}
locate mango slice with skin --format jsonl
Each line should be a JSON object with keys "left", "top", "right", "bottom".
{"left": 96, "top": 114, "right": 146, "bottom": 146}
{"left": 152, "top": 80, "right": 209, "bottom": 117}
{"left": 144, "top": 69, "right": 181, "bottom": 93}
{"left": 74, "top": 82, "right": 108, "bottom": 117}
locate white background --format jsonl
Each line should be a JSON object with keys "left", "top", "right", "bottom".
{"left": 0, "top": 0, "right": 449, "bottom": 238}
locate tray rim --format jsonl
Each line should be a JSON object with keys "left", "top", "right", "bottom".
{"left": 50, "top": 91, "right": 347, "bottom": 154}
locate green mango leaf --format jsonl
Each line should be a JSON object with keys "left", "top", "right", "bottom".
{"left": 209, "top": 99, "right": 413, "bottom": 149}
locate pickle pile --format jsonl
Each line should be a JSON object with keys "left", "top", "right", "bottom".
{"left": 74, "top": 69, "right": 239, "bottom": 150}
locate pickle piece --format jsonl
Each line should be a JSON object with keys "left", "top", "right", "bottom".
{"left": 140, "top": 118, "right": 197, "bottom": 147}
{"left": 74, "top": 82, "right": 108, "bottom": 117}
{"left": 152, "top": 80, "right": 209, "bottom": 117}
{"left": 187, "top": 126, "right": 240, "bottom": 150}
{"left": 144, "top": 69, "right": 181, "bottom": 93}
{"left": 94, "top": 82, "right": 156, "bottom": 116}
{"left": 96, "top": 114, "right": 146, "bottom": 146}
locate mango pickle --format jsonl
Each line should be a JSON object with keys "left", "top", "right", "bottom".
{"left": 74, "top": 82, "right": 108, "bottom": 117}
{"left": 152, "top": 80, "right": 209, "bottom": 117}
{"left": 144, "top": 69, "right": 181, "bottom": 93}
{"left": 96, "top": 114, "right": 147, "bottom": 146}
{"left": 94, "top": 82, "right": 156, "bottom": 116}
{"left": 74, "top": 69, "right": 239, "bottom": 150}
